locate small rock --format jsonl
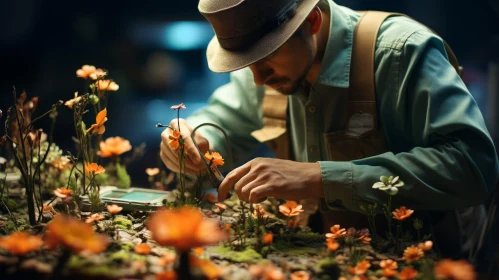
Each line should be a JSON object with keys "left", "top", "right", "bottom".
{"left": 132, "top": 238, "right": 143, "bottom": 245}
{"left": 21, "top": 259, "right": 52, "bottom": 274}
{"left": 133, "top": 223, "right": 144, "bottom": 231}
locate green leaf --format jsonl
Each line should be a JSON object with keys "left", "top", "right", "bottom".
{"left": 388, "top": 176, "right": 393, "bottom": 182}
{"left": 372, "top": 182, "right": 385, "bottom": 189}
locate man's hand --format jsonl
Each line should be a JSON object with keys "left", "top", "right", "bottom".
{"left": 218, "top": 158, "right": 324, "bottom": 203}
{"left": 160, "top": 118, "right": 210, "bottom": 174}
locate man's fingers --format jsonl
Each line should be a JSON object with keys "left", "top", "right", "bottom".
{"left": 160, "top": 150, "right": 180, "bottom": 173}
{"left": 218, "top": 163, "right": 251, "bottom": 201}
{"left": 238, "top": 180, "right": 261, "bottom": 201}
{"left": 182, "top": 135, "right": 202, "bottom": 165}
{"left": 248, "top": 185, "right": 271, "bottom": 203}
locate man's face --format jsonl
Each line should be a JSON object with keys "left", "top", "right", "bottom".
{"left": 248, "top": 30, "right": 314, "bottom": 95}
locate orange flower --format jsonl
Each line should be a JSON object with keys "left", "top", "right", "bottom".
{"left": 107, "top": 204, "right": 123, "bottom": 215}
{"left": 290, "top": 270, "right": 310, "bottom": 280}
{"left": 203, "top": 193, "right": 218, "bottom": 203}
{"left": 147, "top": 206, "right": 228, "bottom": 252}
{"left": 76, "top": 65, "right": 96, "bottom": 79}
{"left": 44, "top": 215, "right": 109, "bottom": 254}
{"left": 204, "top": 151, "right": 224, "bottom": 166}
{"left": 249, "top": 263, "right": 284, "bottom": 279}
{"left": 403, "top": 245, "right": 424, "bottom": 262}
{"left": 85, "top": 162, "right": 105, "bottom": 175}
{"left": 287, "top": 218, "right": 300, "bottom": 229}
{"left": 380, "top": 259, "right": 398, "bottom": 270}
{"left": 434, "top": 259, "right": 476, "bottom": 280}
{"left": 252, "top": 204, "right": 267, "bottom": 218}
{"left": 155, "top": 270, "right": 177, "bottom": 280}
{"left": 398, "top": 267, "right": 419, "bottom": 280}
{"left": 64, "top": 92, "right": 83, "bottom": 109}
{"left": 418, "top": 240, "right": 433, "bottom": 252}
{"left": 214, "top": 203, "right": 227, "bottom": 212}
{"left": 191, "top": 256, "right": 223, "bottom": 280}
{"left": 134, "top": 243, "right": 152, "bottom": 255}
{"left": 85, "top": 213, "right": 105, "bottom": 223}
{"left": 326, "top": 238, "right": 339, "bottom": 252}
{"left": 383, "top": 268, "right": 398, "bottom": 278}
{"left": 54, "top": 187, "right": 73, "bottom": 198}
{"left": 43, "top": 204, "right": 54, "bottom": 212}
{"left": 356, "top": 233, "right": 371, "bottom": 245}
{"left": 263, "top": 233, "right": 273, "bottom": 244}
{"left": 157, "top": 251, "right": 177, "bottom": 266}
{"left": 146, "top": 168, "right": 160, "bottom": 176}
{"left": 278, "top": 201, "right": 304, "bottom": 217}
{"left": 325, "top": 224, "right": 346, "bottom": 239}
{"left": 193, "top": 247, "right": 205, "bottom": 256}
{"left": 263, "top": 266, "right": 285, "bottom": 280}
{"left": 171, "top": 103, "right": 186, "bottom": 110}
{"left": 86, "top": 108, "right": 108, "bottom": 135}
{"left": 168, "top": 130, "right": 181, "bottom": 149}
{"left": 92, "top": 68, "right": 107, "bottom": 80}
{"left": 349, "top": 259, "right": 371, "bottom": 275}
{"left": 392, "top": 206, "right": 414, "bottom": 221}
{"left": 0, "top": 232, "right": 43, "bottom": 255}
{"left": 97, "top": 136, "right": 132, "bottom": 157}
{"left": 96, "top": 79, "right": 119, "bottom": 91}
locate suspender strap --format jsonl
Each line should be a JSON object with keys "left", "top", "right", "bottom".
{"left": 251, "top": 88, "right": 291, "bottom": 159}
{"left": 353, "top": 11, "right": 463, "bottom": 104}
{"left": 349, "top": 11, "right": 393, "bottom": 103}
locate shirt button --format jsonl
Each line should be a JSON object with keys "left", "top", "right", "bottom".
{"left": 308, "top": 106, "right": 316, "bottom": 113}
{"left": 308, "top": 145, "right": 318, "bottom": 153}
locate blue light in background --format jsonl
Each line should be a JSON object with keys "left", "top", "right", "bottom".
{"left": 130, "top": 21, "right": 214, "bottom": 50}
{"left": 162, "top": 21, "right": 214, "bottom": 50}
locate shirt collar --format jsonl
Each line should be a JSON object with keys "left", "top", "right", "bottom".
{"left": 316, "top": 1, "right": 358, "bottom": 88}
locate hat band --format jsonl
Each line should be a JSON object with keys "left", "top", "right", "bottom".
{"left": 217, "top": 0, "right": 299, "bottom": 50}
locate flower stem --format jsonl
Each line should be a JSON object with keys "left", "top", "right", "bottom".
{"left": 176, "top": 250, "right": 192, "bottom": 280}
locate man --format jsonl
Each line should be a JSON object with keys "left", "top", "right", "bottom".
{"left": 160, "top": 0, "right": 499, "bottom": 258}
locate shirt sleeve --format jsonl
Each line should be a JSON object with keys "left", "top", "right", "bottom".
{"left": 320, "top": 30, "right": 499, "bottom": 212}
{"left": 186, "top": 68, "right": 265, "bottom": 171}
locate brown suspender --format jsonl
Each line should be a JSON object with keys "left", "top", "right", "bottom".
{"left": 251, "top": 11, "right": 464, "bottom": 159}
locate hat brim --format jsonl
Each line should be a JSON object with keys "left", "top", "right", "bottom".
{"left": 206, "top": 0, "right": 320, "bottom": 73}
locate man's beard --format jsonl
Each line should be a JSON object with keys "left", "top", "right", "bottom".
{"left": 268, "top": 50, "right": 314, "bottom": 95}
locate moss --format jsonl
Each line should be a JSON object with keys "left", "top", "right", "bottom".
{"left": 316, "top": 258, "right": 340, "bottom": 278}
{"left": 209, "top": 244, "right": 262, "bottom": 263}
{"left": 119, "top": 241, "right": 134, "bottom": 252}
{"left": 1, "top": 198, "right": 19, "bottom": 211}
{"left": 109, "top": 250, "right": 130, "bottom": 263}
{"left": 116, "top": 163, "right": 131, "bottom": 189}
{"left": 113, "top": 215, "right": 133, "bottom": 231}
{"left": 288, "top": 231, "right": 325, "bottom": 246}
{"left": 3, "top": 220, "right": 30, "bottom": 233}
{"left": 93, "top": 172, "right": 109, "bottom": 186}
{"left": 273, "top": 240, "right": 323, "bottom": 256}
{"left": 67, "top": 255, "right": 91, "bottom": 269}
{"left": 83, "top": 265, "right": 124, "bottom": 278}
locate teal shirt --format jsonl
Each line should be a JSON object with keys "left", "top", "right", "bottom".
{"left": 187, "top": 0, "right": 499, "bottom": 212}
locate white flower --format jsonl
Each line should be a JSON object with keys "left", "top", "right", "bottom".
{"left": 372, "top": 176, "right": 404, "bottom": 195}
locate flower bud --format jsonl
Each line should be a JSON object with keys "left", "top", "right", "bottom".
{"left": 89, "top": 94, "right": 99, "bottom": 105}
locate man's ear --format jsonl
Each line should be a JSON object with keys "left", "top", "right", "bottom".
{"left": 305, "top": 6, "right": 322, "bottom": 35}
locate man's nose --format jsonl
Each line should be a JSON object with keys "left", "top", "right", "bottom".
{"left": 249, "top": 62, "right": 272, "bottom": 86}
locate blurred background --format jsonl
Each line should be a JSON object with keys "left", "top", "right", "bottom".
{"left": 0, "top": 0, "right": 498, "bottom": 187}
